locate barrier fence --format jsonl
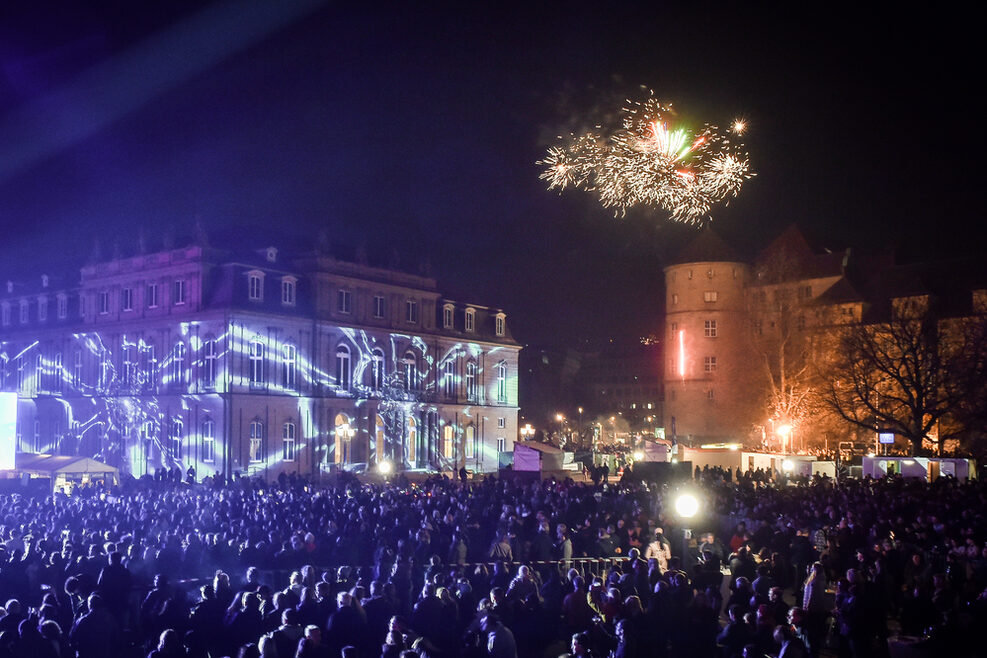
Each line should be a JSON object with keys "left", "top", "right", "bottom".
{"left": 161, "top": 555, "right": 632, "bottom": 596}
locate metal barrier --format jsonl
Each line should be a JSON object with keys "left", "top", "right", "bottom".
{"left": 166, "top": 556, "right": 631, "bottom": 596}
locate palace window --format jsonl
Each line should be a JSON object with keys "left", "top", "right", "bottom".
{"left": 465, "top": 361, "right": 477, "bottom": 402}
{"left": 282, "top": 277, "right": 296, "bottom": 306}
{"left": 496, "top": 362, "right": 508, "bottom": 402}
{"left": 248, "top": 273, "right": 263, "bottom": 301}
{"left": 337, "top": 289, "right": 351, "bottom": 313}
{"left": 249, "top": 420, "right": 264, "bottom": 462}
{"left": 282, "top": 343, "right": 297, "bottom": 390}
{"left": 249, "top": 340, "right": 265, "bottom": 385}
{"left": 282, "top": 421, "right": 296, "bottom": 462}
{"left": 202, "top": 419, "right": 215, "bottom": 462}
{"left": 335, "top": 345, "right": 352, "bottom": 389}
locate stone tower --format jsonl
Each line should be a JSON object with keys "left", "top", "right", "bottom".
{"left": 663, "top": 227, "right": 751, "bottom": 445}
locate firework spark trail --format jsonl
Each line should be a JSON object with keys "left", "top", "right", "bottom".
{"left": 538, "top": 91, "right": 753, "bottom": 224}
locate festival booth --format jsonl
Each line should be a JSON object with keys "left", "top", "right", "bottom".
{"left": 680, "top": 446, "right": 829, "bottom": 477}
{"left": 637, "top": 440, "right": 670, "bottom": 462}
{"left": 862, "top": 456, "right": 976, "bottom": 482}
{"left": 513, "top": 441, "right": 566, "bottom": 472}
{"left": 10, "top": 453, "right": 119, "bottom": 493}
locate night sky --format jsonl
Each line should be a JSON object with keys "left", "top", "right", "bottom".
{"left": 1, "top": 2, "right": 982, "bottom": 348}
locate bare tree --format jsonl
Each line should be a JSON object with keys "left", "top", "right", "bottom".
{"left": 746, "top": 249, "right": 822, "bottom": 450}
{"left": 943, "top": 309, "right": 987, "bottom": 448}
{"left": 820, "top": 297, "right": 983, "bottom": 456}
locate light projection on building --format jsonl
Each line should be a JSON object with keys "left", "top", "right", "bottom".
{"left": 0, "top": 392, "right": 16, "bottom": 470}
{"left": 0, "top": 320, "right": 518, "bottom": 477}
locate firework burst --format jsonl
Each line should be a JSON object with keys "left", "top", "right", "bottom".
{"left": 538, "top": 91, "right": 753, "bottom": 224}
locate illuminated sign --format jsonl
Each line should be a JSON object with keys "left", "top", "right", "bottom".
{"left": 878, "top": 432, "right": 895, "bottom": 445}
{"left": 0, "top": 393, "right": 16, "bottom": 470}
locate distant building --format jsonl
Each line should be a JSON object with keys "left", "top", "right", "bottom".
{"left": 577, "top": 341, "right": 662, "bottom": 431}
{"left": 0, "top": 242, "right": 519, "bottom": 478}
{"left": 663, "top": 225, "right": 987, "bottom": 449}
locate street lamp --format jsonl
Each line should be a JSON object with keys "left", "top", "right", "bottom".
{"left": 519, "top": 424, "right": 535, "bottom": 441}
{"left": 339, "top": 423, "right": 356, "bottom": 465}
{"left": 777, "top": 423, "right": 792, "bottom": 454}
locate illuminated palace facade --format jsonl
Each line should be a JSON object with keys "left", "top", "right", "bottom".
{"left": 0, "top": 244, "right": 520, "bottom": 478}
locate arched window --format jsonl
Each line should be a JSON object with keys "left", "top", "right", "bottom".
{"left": 336, "top": 345, "right": 351, "bottom": 390}
{"left": 443, "top": 424, "right": 454, "bottom": 459}
{"left": 141, "top": 421, "right": 155, "bottom": 470}
{"left": 141, "top": 343, "right": 157, "bottom": 391}
{"left": 202, "top": 418, "right": 215, "bottom": 463}
{"left": 403, "top": 351, "right": 417, "bottom": 391}
{"left": 334, "top": 413, "right": 354, "bottom": 465}
{"left": 406, "top": 416, "right": 417, "bottom": 465}
{"left": 248, "top": 272, "right": 264, "bottom": 301}
{"left": 282, "top": 421, "right": 296, "bottom": 462}
{"left": 171, "top": 343, "right": 187, "bottom": 385}
{"left": 375, "top": 414, "right": 386, "bottom": 463}
{"left": 249, "top": 420, "right": 264, "bottom": 463}
{"left": 443, "top": 359, "right": 457, "bottom": 398}
{"left": 282, "top": 343, "right": 297, "bottom": 390}
{"left": 73, "top": 349, "right": 83, "bottom": 387}
{"left": 249, "top": 340, "right": 265, "bottom": 385}
{"left": 371, "top": 348, "right": 385, "bottom": 391}
{"left": 465, "top": 361, "right": 477, "bottom": 402}
{"left": 34, "top": 353, "right": 42, "bottom": 395}
{"left": 122, "top": 342, "right": 136, "bottom": 386}
{"left": 203, "top": 337, "right": 218, "bottom": 387}
{"left": 496, "top": 362, "right": 508, "bottom": 402}
{"left": 170, "top": 418, "right": 183, "bottom": 460}
{"left": 465, "top": 425, "right": 475, "bottom": 460}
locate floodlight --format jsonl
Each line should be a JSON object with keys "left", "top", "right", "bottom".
{"left": 675, "top": 493, "right": 699, "bottom": 519}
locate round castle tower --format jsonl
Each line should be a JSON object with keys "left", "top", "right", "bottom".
{"left": 663, "top": 227, "right": 750, "bottom": 445}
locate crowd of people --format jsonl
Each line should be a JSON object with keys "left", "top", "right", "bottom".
{"left": 0, "top": 465, "right": 985, "bottom": 657}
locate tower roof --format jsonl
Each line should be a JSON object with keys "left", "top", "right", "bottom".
{"left": 754, "top": 224, "right": 847, "bottom": 281}
{"left": 669, "top": 226, "right": 743, "bottom": 265}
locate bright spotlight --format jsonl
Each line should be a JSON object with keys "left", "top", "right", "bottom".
{"left": 675, "top": 493, "right": 699, "bottom": 519}
{"left": 781, "top": 459, "right": 794, "bottom": 472}
{"left": 378, "top": 460, "right": 394, "bottom": 475}
{"left": 632, "top": 451, "right": 644, "bottom": 461}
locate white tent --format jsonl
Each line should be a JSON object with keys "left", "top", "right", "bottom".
{"left": 12, "top": 453, "right": 119, "bottom": 490}
{"left": 639, "top": 440, "right": 670, "bottom": 462}
{"left": 513, "top": 442, "right": 565, "bottom": 472}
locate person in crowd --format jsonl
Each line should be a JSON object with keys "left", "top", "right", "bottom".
{"left": 4, "top": 465, "right": 987, "bottom": 656}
